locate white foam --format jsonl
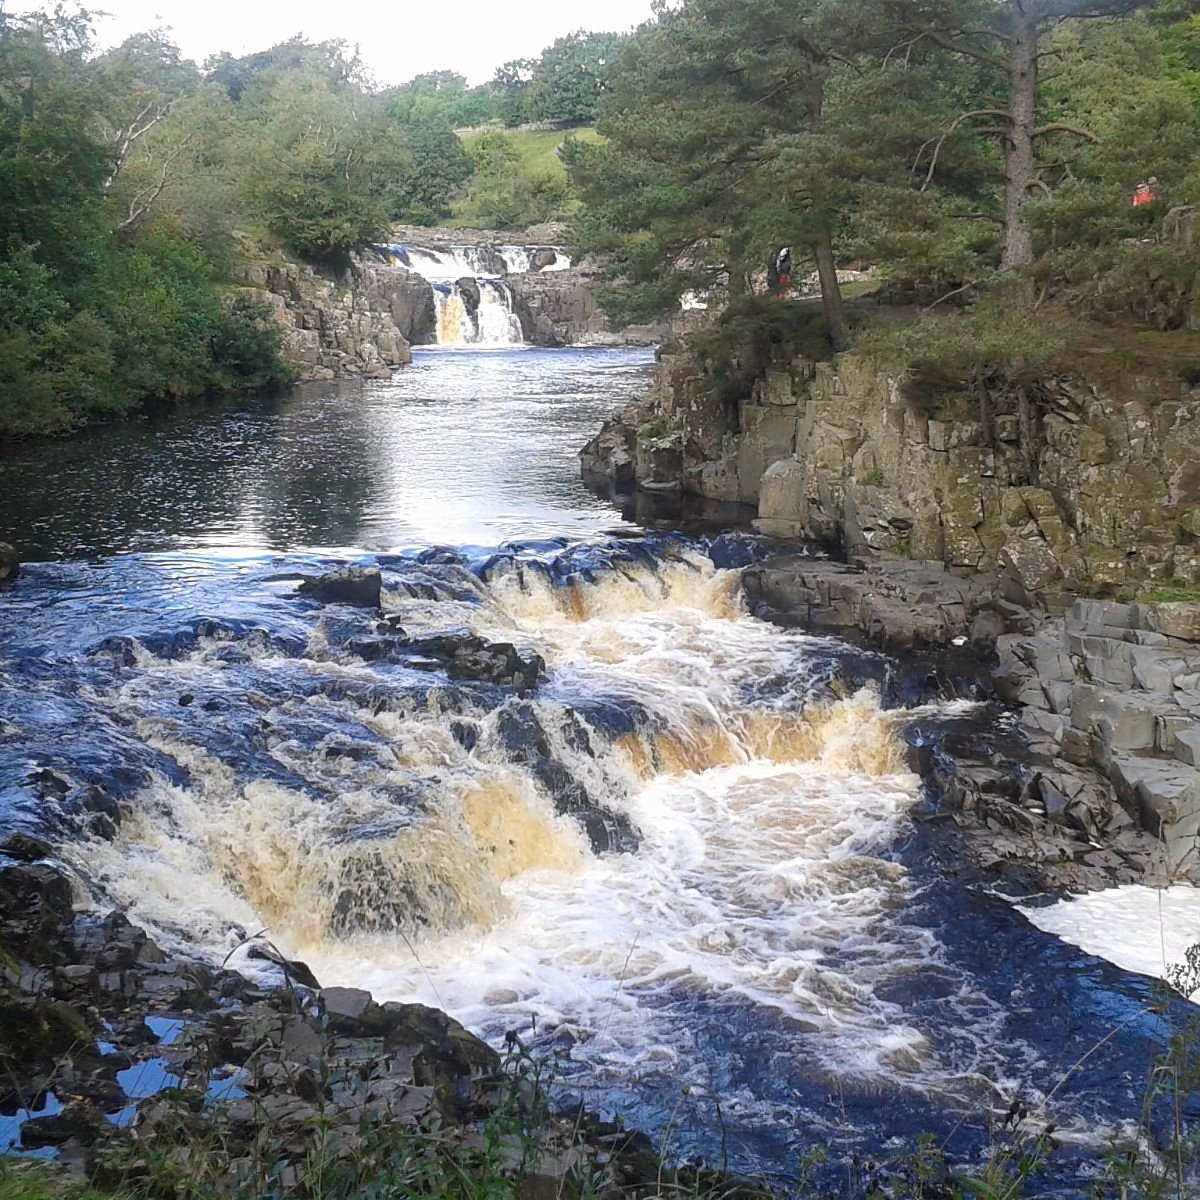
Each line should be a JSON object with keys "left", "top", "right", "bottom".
{"left": 1019, "top": 885, "right": 1200, "bottom": 999}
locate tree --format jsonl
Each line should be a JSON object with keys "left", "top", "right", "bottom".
{"left": 234, "top": 54, "right": 409, "bottom": 262}
{"left": 524, "top": 30, "right": 627, "bottom": 125}
{"left": 567, "top": 0, "right": 886, "bottom": 349}
{"left": 881, "top": 0, "right": 1200, "bottom": 280}
{"left": 489, "top": 57, "right": 537, "bottom": 125}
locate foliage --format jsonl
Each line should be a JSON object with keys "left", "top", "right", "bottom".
{"left": 522, "top": 31, "right": 627, "bottom": 126}
{"left": 859, "top": 296, "right": 1073, "bottom": 415}
{"left": 454, "top": 131, "right": 571, "bottom": 229}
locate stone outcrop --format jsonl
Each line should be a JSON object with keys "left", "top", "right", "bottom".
{"left": 509, "top": 271, "right": 666, "bottom": 347}
{"left": 743, "top": 553, "right": 1004, "bottom": 649}
{"left": 235, "top": 254, "right": 416, "bottom": 382}
{"left": 994, "top": 597, "right": 1200, "bottom": 874}
{"left": 297, "top": 565, "right": 384, "bottom": 608}
{"left": 585, "top": 345, "right": 1200, "bottom": 595}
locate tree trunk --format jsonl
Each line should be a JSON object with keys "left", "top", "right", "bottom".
{"left": 1002, "top": 3, "right": 1038, "bottom": 277}
{"left": 813, "top": 230, "right": 851, "bottom": 352}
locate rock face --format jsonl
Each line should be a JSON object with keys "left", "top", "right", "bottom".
{"left": 994, "top": 597, "right": 1200, "bottom": 873}
{"left": 509, "top": 271, "right": 667, "bottom": 347}
{"left": 235, "top": 253, "right": 415, "bottom": 382}
{"left": 586, "top": 346, "right": 1200, "bottom": 595}
{"left": 743, "top": 553, "right": 1003, "bottom": 649}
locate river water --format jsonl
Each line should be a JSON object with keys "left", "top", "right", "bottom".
{"left": 0, "top": 347, "right": 1194, "bottom": 1189}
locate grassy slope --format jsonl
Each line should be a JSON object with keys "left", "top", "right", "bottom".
{"left": 443, "top": 126, "right": 602, "bottom": 228}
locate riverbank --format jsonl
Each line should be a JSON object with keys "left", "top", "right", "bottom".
{"left": 0, "top": 841, "right": 684, "bottom": 1197}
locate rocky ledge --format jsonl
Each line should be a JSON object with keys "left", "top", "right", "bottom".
{"left": 741, "top": 551, "right": 1194, "bottom": 895}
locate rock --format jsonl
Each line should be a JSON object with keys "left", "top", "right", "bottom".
{"left": 320, "top": 986, "right": 374, "bottom": 1029}
{"left": 758, "top": 459, "right": 807, "bottom": 524}
{"left": 347, "top": 631, "right": 544, "bottom": 692}
{"left": 1174, "top": 727, "right": 1200, "bottom": 767}
{"left": 0, "top": 833, "right": 54, "bottom": 863}
{"left": 298, "top": 566, "right": 382, "bottom": 608}
{"left": 1145, "top": 603, "right": 1200, "bottom": 643}
{"left": 998, "top": 539, "right": 1062, "bottom": 606}
{"left": 0, "top": 542, "right": 18, "bottom": 583}
{"left": 455, "top": 276, "right": 481, "bottom": 314}
{"left": 0, "top": 862, "right": 74, "bottom": 953}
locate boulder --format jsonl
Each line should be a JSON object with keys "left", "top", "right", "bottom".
{"left": 455, "top": 277, "right": 481, "bottom": 314}
{"left": 298, "top": 566, "right": 382, "bottom": 608}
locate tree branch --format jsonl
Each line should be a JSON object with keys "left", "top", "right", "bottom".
{"left": 917, "top": 109, "right": 1011, "bottom": 190}
{"left": 1032, "top": 122, "right": 1099, "bottom": 142}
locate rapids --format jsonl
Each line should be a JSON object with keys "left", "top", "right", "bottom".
{"left": 0, "top": 346, "right": 1195, "bottom": 1186}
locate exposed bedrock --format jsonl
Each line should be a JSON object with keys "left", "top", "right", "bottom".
{"left": 0, "top": 541, "right": 19, "bottom": 584}
{"left": 583, "top": 347, "right": 1200, "bottom": 597}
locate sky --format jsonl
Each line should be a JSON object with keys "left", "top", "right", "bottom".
{"left": 8, "top": 0, "right": 659, "bottom": 86}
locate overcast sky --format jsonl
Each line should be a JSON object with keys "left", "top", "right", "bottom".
{"left": 8, "top": 0, "right": 659, "bottom": 85}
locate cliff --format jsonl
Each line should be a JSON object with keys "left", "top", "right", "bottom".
{"left": 234, "top": 254, "right": 423, "bottom": 382}
{"left": 583, "top": 326, "right": 1200, "bottom": 604}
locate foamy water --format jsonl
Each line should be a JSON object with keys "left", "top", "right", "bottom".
{"left": 54, "top": 545, "right": 1189, "bottom": 1174}
{"left": 1020, "top": 886, "right": 1200, "bottom": 999}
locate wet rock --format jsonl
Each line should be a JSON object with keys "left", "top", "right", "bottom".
{"left": 0, "top": 862, "right": 74, "bottom": 955}
{"left": 455, "top": 276, "right": 481, "bottom": 314}
{"left": 580, "top": 417, "right": 638, "bottom": 487}
{"left": 743, "top": 554, "right": 1000, "bottom": 650}
{"left": 320, "top": 986, "right": 373, "bottom": 1029}
{"left": 349, "top": 630, "right": 544, "bottom": 691}
{"left": 20, "top": 1101, "right": 105, "bottom": 1148}
{"left": 0, "top": 541, "right": 18, "bottom": 583}
{"left": 0, "top": 833, "right": 54, "bottom": 863}
{"left": 298, "top": 566, "right": 382, "bottom": 608}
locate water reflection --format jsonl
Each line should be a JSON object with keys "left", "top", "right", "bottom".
{"left": 0, "top": 348, "right": 656, "bottom": 562}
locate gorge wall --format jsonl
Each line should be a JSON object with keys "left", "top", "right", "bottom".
{"left": 583, "top": 341, "right": 1200, "bottom": 604}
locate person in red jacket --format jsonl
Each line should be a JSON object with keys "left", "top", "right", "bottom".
{"left": 1133, "top": 177, "right": 1158, "bottom": 207}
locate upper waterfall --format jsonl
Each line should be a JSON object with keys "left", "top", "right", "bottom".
{"left": 375, "top": 239, "right": 572, "bottom": 349}
{"left": 379, "top": 242, "right": 572, "bottom": 282}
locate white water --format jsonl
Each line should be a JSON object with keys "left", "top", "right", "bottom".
{"left": 379, "top": 243, "right": 571, "bottom": 281}
{"left": 433, "top": 280, "right": 524, "bottom": 347}
{"left": 1020, "top": 886, "right": 1200, "bottom": 999}
{"left": 70, "top": 553, "right": 1028, "bottom": 1114}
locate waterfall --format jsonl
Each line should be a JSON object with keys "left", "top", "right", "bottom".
{"left": 378, "top": 241, "right": 572, "bottom": 348}
{"left": 433, "top": 279, "right": 524, "bottom": 347}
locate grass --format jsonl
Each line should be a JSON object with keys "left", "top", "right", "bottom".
{"left": 0, "top": 1161, "right": 113, "bottom": 1200}
{"left": 1138, "top": 587, "right": 1200, "bottom": 604}
{"left": 456, "top": 127, "right": 602, "bottom": 186}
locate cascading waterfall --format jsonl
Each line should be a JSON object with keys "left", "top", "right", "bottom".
{"left": 379, "top": 241, "right": 572, "bottom": 348}
{"left": 1, "top": 533, "right": 1176, "bottom": 1178}
{"left": 433, "top": 279, "right": 524, "bottom": 347}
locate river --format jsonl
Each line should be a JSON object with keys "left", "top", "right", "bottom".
{"left": 0, "top": 346, "right": 1194, "bottom": 1190}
